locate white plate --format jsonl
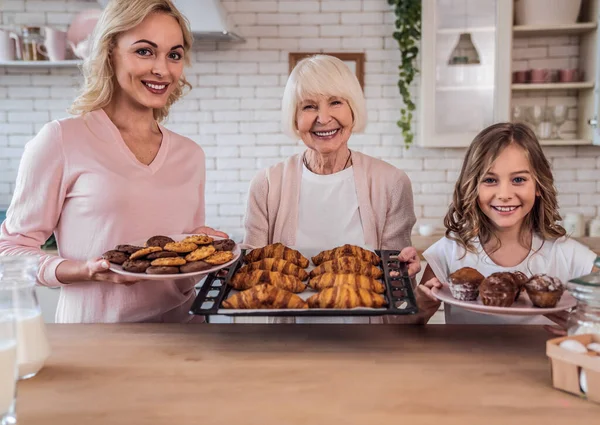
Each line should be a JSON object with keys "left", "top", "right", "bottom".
{"left": 109, "top": 234, "right": 240, "bottom": 281}
{"left": 432, "top": 283, "right": 576, "bottom": 316}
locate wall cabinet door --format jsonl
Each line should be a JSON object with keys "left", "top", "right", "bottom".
{"left": 419, "top": 0, "right": 512, "bottom": 147}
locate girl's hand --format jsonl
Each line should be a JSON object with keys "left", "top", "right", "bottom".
{"left": 415, "top": 277, "right": 443, "bottom": 318}
{"left": 191, "top": 226, "right": 229, "bottom": 239}
{"left": 396, "top": 246, "right": 421, "bottom": 277}
{"left": 543, "top": 311, "right": 569, "bottom": 336}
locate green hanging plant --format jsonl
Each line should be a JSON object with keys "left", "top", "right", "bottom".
{"left": 388, "top": 0, "right": 421, "bottom": 147}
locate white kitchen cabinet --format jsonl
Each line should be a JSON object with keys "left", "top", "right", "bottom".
{"left": 419, "top": 0, "right": 512, "bottom": 147}
{"left": 419, "top": 0, "right": 600, "bottom": 147}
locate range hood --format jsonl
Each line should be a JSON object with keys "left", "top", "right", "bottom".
{"left": 97, "top": 0, "right": 244, "bottom": 42}
{"left": 173, "top": 0, "right": 244, "bottom": 42}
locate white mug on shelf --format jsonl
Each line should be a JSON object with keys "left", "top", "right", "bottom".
{"left": 563, "top": 213, "right": 585, "bottom": 238}
{"left": 588, "top": 217, "right": 600, "bottom": 238}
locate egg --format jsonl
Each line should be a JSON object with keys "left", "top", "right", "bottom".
{"left": 559, "top": 339, "right": 588, "bottom": 354}
{"left": 580, "top": 370, "right": 588, "bottom": 394}
{"left": 586, "top": 342, "right": 600, "bottom": 354}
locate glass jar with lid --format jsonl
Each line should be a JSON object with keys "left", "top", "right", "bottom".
{"left": 567, "top": 256, "right": 600, "bottom": 335}
{"left": 20, "top": 26, "right": 46, "bottom": 61}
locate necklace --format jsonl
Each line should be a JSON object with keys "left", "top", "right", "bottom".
{"left": 303, "top": 150, "right": 352, "bottom": 174}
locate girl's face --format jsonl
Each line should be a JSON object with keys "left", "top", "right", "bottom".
{"left": 111, "top": 12, "right": 185, "bottom": 111}
{"left": 477, "top": 144, "right": 539, "bottom": 233}
{"left": 295, "top": 95, "right": 354, "bottom": 155}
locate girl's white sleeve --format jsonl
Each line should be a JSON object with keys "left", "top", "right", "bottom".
{"left": 422, "top": 237, "right": 453, "bottom": 284}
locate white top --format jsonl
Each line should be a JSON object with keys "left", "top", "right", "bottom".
{"left": 295, "top": 164, "right": 366, "bottom": 249}
{"left": 423, "top": 234, "right": 597, "bottom": 325}
{"left": 295, "top": 164, "right": 368, "bottom": 324}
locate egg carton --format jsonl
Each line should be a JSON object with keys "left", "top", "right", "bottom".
{"left": 546, "top": 333, "right": 600, "bottom": 403}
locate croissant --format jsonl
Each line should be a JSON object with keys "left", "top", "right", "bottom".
{"left": 244, "top": 243, "right": 309, "bottom": 268}
{"left": 307, "top": 285, "right": 387, "bottom": 309}
{"left": 230, "top": 270, "right": 306, "bottom": 293}
{"left": 238, "top": 258, "right": 309, "bottom": 281}
{"left": 309, "top": 257, "right": 383, "bottom": 279}
{"left": 312, "top": 244, "right": 380, "bottom": 266}
{"left": 222, "top": 284, "right": 308, "bottom": 309}
{"left": 308, "top": 273, "right": 385, "bottom": 294}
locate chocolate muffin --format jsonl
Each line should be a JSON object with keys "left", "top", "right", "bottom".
{"left": 525, "top": 274, "right": 565, "bottom": 308}
{"left": 448, "top": 267, "right": 485, "bottom": 301}
{"left": 510, "top": 271, "right": 529, "bottom": 301}
{"left": 479, "top": 274, "right": 518, "bottom": 307}
{"left": 121, "top": 259, "right": 151, "bottom": 273}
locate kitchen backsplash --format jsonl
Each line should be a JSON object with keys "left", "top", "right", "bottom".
{"left": 1, "top": 0, "right": 599, "bottom": 240}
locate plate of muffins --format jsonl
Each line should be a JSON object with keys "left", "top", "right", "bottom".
{"left": 431, "top": 267, "right": 576, "bottom": 315}
{"left": 103, "top": 234, "right": 240, "bottom": 280}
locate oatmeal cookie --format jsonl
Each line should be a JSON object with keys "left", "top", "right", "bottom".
{"left": 150, "top": 257, "right": 186, "bottom": 267}
{"left": 204, "top": 251, "right": 234, "bottom": 265}
{"left": 185, "top": 245, "right": 216, "bottom": 262}
{"left": 164, "top": 241, "right": 198, "bottom": 253}
{"left": 182, "top": 235, "right": 214, "bottom": 245}
{"left": 130, "top": 246, "right": 163, "bottom": 260}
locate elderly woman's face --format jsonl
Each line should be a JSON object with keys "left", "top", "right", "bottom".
{"left": 111, "top": 12, "right": 185, "bottom": 110}
{"left": 296, "top": 95, "right": 354, "bottom": 154}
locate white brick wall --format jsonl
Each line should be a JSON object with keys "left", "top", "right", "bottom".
{"left": 1, "top": 0, "right": 600, "bottom": 241}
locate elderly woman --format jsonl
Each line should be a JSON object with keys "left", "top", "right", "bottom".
{"left": 244, "top": 55, "right": 420, "bottom": 276}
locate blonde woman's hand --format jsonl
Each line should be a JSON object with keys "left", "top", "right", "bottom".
{"left": 396, "top": 246, "right": 421, "bottom": 277}
{"left": 415, "top": 277, "right": 443, "bottom": 317}
{"left": 191, "top": 226, "right": 229, "bottom": 239}
{"left": 56, "top": 258, "right": 140, "bottom": 286}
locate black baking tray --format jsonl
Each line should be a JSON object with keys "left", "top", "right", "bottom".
{"left": 189, "top": 249, "right": 418, "bottom": 316}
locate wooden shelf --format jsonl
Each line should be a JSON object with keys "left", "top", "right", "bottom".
{"left": 0, "top": 60, "right": 82, "bottom": 67}
{"left": 539, "top": 138, "right": 593, "bottom": 146}
{"left": 513, "top": 22, "right": 597, "bottom": 37}
{"left": 512, "top": 81, "right": 595, "bottom": 90}
{"left": 436, "top": 85, "right": 494, "bottom": 92}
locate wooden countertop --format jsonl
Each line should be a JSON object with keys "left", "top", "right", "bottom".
{"left": 18, "top": 324, "right": 597, "bottom": 425}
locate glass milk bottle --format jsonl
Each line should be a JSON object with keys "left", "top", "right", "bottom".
{"left": 0, "top": 256, "right": 50, "bottom": 379}
{"left": 0, "top": 285, "right": 17, "bottom": 425}
{"left": 567, "top": 257, "right": 600, "bottom": 335}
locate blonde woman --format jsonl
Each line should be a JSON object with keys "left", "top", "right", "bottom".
{"left": 0, "top": 0, "right": 224, "bottom": 323}
{"left": 243, "top": 55, "right": 420, "bottom": 324}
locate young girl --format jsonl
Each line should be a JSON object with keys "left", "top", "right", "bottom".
{"left": 417, "top": 122, "right": 599, "bottom": 325}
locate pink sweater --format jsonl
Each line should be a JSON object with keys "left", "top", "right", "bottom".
{"left": 243, "top": 150, "right": 416, "bottom": 250}
{"left": 0, "top": 109, "right": 206, "bottom": 323}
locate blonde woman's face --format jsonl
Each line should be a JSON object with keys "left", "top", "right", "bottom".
{"left": 477, "top": 144, "right": 538, "bottom": 233}
{"left": 295, "top": 95, "right": 353, "bottom": 154}
{"left": 111, "top": 12, "right": 185, "bottom": 110}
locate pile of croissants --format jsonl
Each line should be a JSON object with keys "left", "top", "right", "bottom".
{"left": 222, "top": 243, "right": 388, "bottom": 310}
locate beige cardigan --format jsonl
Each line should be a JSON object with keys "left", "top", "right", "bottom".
{"left": 243, "top": 150, "right": 416, "bottom": 250}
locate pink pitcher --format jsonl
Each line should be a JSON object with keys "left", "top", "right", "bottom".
{"left": 43, "top": 27, "right": 67, "bottom": 62}
{"left": 0, "top": 29, "right": 21, "bottom": 61}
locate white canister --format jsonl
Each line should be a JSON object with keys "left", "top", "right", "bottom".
{"left": 563, "top": 213, "right": 585, "bottom": 238}
{"left": 589, "top": 217, "right": 600, "bottom": 237}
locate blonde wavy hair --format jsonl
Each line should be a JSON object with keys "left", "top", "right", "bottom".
{"left": 445, "top": 122, "right": 565, "bottom": 254}
{"left": 69, "top": 0, "right": 193, "bottom": 122}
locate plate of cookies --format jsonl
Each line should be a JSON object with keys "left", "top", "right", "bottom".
{"left": 431, "top": 267, "right": 576, "bottom": 315}
{"left": 103, "top": 234, "right": 240, "bottom": 280}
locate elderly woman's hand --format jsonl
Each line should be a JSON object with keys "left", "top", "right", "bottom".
{"left": 396, "top": 246, "right": 421, "bottom": 277}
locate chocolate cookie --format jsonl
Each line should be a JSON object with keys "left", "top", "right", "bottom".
{"left": 115, "top": 245, "right": 144, "bottom": 255}
{"left": 102, "top": 250, "right": 129, "bottom": 265}
{"left": 146, "top": 235, "right": 175, "bottom": 248}
{"left": 122, "top": 259, "right": 151, "bottom": 273}
{"left": 180, "top": 261, "right": 212, "bottom": 273}
{"left": 213, "top": 239, "right": 236, "bottom": 251}
{"left": 146, "top": 251, "right": 179, "bottom": 260}
{"left": 146, "top": 266, "right": 180, "bottom": 275}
